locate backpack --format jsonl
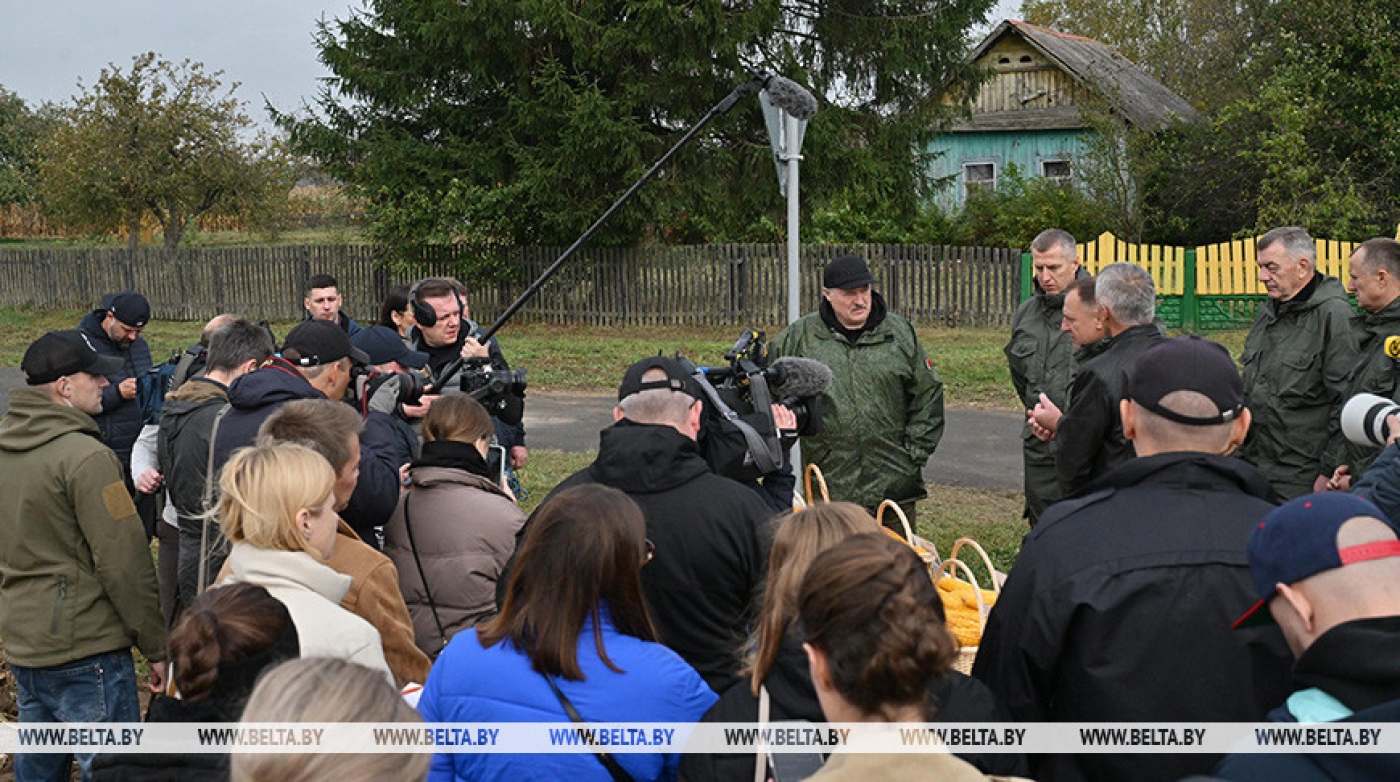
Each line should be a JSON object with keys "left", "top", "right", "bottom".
{"left": 137, "top": 344, "right": 207, "bottom": 425}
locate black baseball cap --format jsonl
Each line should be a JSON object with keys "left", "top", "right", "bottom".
{"left": 23, "top": 331, "right": 126, "bottom": 385}
{"left": 281, "top": 320, "right": 370, "bottom": 367}
{"left": 822, "top": 254, "right": 875, "bottom": 290}
{"left": 1127, "top": 336, "right": 1244, "bottom": 426}
{"left": 352, "top": 326, "right": 428, "bottom": 369}
{"left": 104, "top": 291, "right": 151, "bottom": 328}
{"left": 618, "top": 356, "right": 703, "bottom": 401}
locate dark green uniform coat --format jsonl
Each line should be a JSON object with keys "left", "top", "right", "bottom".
{"left": 1239, "top": 274, "right": 1359, "bottom": 500}
{"left": 770, "top": 294, "right": 945, "bottom": 513}
{"left": 1340, "top": 297, "right": 1400, "bottom": 478}
{"left": 1005, "top": 277, "right": 1084, "bottom": 524}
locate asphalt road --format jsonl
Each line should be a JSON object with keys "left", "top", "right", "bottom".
{"left": 0, "top": 369, "right": 1023, "bottom": 491}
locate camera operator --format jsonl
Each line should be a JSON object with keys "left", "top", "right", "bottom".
{"left": 351, "top": 325, "right": 438, "bottom": 461}
{"left": 407, "top": 277, "right": 527, "bottom": 472}
{"left": 211, "top": 320, "right": 405, "bottom": 551}
{"left": 1327, "top": 239, "right": 1400, "bottom": 492}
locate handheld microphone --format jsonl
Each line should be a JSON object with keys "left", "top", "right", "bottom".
{"left": 1386, "top": 335, "right": 1400, "bottom": 360}
{"left": 768, "top": 356, "right": 833, "bottom": 397}
{"left": 760, "top": 74, "right": 818, "bottom": 120}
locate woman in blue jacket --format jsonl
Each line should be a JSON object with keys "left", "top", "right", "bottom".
{"left": 418, "top": 484, "right": 717, "bottom": 781}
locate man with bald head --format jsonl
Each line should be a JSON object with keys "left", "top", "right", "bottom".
{"left": 1213, "top": 492, "right": 1400, "bottom": 779}
{"left": 974, "top": 336, "right": 1292, "bottom": 782}
{"left": 1328, "top": 238, "right": 1400, "bottom": 490}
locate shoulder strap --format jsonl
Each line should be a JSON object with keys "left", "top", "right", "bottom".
{"left": 544, "top": 675, "right": 635, "bottom": 782}
{"left": 690, "top": 370, "right": 782, "bottom": 474}
{"left": 197, "top": 404, "right": 233, "bottom": 596}
{"left": 402, "top": 490, "right": 450, "bottom": 655}
{"left": 754, "top": 684, "right": 771, "bottom": 782}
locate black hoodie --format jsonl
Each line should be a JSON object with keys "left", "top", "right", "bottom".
{"left": 551, "top": 419, "right": 774, "bottom": 693}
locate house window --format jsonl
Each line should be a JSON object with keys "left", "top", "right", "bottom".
{"left": 1041, "top": 158, "right": 1072, "bottom": 183}
{"left": 964, "top": 162, "right": 997, "bottom": 197}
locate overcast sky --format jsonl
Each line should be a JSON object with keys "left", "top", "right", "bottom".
{"left": 1, "top": 0, "right": 1020, "bottom": 126}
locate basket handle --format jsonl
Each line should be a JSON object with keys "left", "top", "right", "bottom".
{"left": 950, "top": 537, "right": 1002, "bottom": 595}
{"left": 804, "top": 463, "right": 829, "bottom": 504}
{"left": 938, "top": 557, "right": 989, "bottom": 629}
{"left": 876, "top": 499, "right": 915, "bottom": 543}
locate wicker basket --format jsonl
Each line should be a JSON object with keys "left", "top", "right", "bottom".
{"left": 939, "top": 537, "right": 1002, "bottom": 674}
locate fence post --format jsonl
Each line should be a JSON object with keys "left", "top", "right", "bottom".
{"left": 1019, "top": 252, "right": 1033, "bottom": 302}
{"left": 1181, "top": 248, "right": 1198, "bottom": 333}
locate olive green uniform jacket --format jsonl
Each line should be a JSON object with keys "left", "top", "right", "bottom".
{"left": 1239, "top": 274, "right": 1359, "bottom": 500}
{"left": 1340, "top": 297, "right": 1400, "bottom": 478}
{"left": 0, "top": 387, "right": 165, "bottom": 668}
{"left": 1005, "top": 283, "right": 1078, "bottom": 523}
{"left": 770, "top": 294, "right": 945, "bottom": 511}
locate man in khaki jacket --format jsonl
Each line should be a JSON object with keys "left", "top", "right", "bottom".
{"left": 0, "top": 331, "right": 167, "bottom": 781}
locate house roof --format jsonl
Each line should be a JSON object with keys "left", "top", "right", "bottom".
{"left": 966, "top": 20, "right": 1200, "bottom": 130}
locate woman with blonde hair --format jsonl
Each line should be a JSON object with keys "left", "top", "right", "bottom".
{"left": 383, "top": 393, "right": 526, "bottom": 657}
{"left": 680, "top": 504, "right": 1024, "bottom": 781}
{"left": 418, "top": 484, "right": 716, "bottom": 781}
{"left": 232, "top": 657, "right": 428, "bottom": 782}
{"left": 218, "top": 441, "right": 391, "bottom": 681}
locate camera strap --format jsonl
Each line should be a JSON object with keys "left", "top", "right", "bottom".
{"left": 690, "top": 370, "right": 782, "bottom": 475}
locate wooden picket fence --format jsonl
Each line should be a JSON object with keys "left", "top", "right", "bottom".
{"left": 0, "top": 243, "right": 1020, "bottom": 328}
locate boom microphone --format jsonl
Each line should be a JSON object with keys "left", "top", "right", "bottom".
{"left": 768, "top": 356, "right": 832, "bottom": 397}
{"left": 761, "top": 74, "right": 818, "bottom": 120}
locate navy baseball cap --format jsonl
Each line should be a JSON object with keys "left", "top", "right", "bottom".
{"left": 1233, "top": 492, "right": 1400, "bottom": 628}
{"left": 352, "top": 326, "right": 428, "bottom": 369}
{"left": 23, "top": 331, "right": 126, "bottom": 385}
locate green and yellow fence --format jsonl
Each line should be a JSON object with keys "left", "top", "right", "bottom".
{"left": 1022, "top": 232, "right": 1362, "bottom": 331}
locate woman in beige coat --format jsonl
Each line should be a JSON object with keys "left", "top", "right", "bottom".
{"left": 218, "top": 442, "right": 392, "bottom": 682}
{"left": 384, "top": 394, "right": 526, "bottom": 657}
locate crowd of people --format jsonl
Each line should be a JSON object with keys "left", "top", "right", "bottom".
{"left": 3, "top": 235, "right": 1400, "bottom": 782}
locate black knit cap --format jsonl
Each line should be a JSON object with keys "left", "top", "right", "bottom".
{"left": 618, "top": 356, "right": 702, "bottom": 401}
{"left": 822, "top": 254, "right": 875, "bottom": 290}
{"left": 1127, "top": 336, "right": 1244, "bottom": 426}
{"left": 23, "top": 331, "right": 126, "bottom": 385}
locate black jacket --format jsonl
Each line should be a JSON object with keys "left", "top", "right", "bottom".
{"left": 90, "top": 694, "right": 236, "bottom": 781}
{"left": 678, "top": 633, "right": 1028, "bottom": 781}
{"left": 1212, "top": 618, "right": 1400, "bottom": 782}
{"left": 973, "top": 452, "right": 1293, "bottom": 782}
{"left": 1055, "top": 323, "right": 1163, "bottom": 495}
{"left": 551, "top": 420, "right": 772, "bottom": 692}
{"left": 78, "top": 308, "right": 153, "bottom": 473}
{"left": 158, "top": 377, "right": 229, "bottom": 529}
{"left": 212, "top": 358, "right": 402, "bottom": 547}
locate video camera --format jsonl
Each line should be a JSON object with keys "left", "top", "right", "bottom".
{"left": 348, "top": 365, "right": 428, "bottom": 416}
{"left": 458, "top": 357, "right": 528, "bottom": 404}
{"left": 678, "top": 329, "right": 828, "bottom": 483}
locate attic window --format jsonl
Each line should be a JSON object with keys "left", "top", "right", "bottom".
{"left": 1041, "top": 158, "right": 1072, "bottom": 183}
{"left": 964, "top": 162, "right": 997, "bottom": 197}
{"left": 1019, "top": 55, "right": 1033, "bottom": 63}
{"left": 999, "top": 56, "right": 1011, "bottom": 65}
